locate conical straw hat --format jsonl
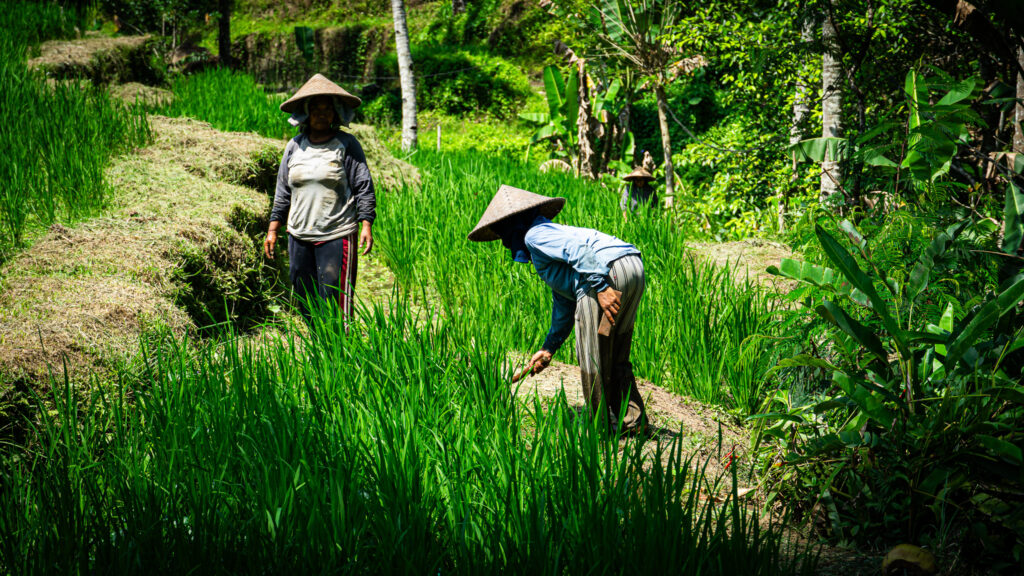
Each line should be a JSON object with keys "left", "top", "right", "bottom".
{"left": 280, "top": 74, "right": 361, "bottom": 113}
{"left": 468, "top": 185, "right": 566, "bottom": 242}
{"left": 622, "top": 166, "right": 654, "bottom": 182}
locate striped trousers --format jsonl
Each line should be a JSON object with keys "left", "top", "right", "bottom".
{"left": 576, "top": 255, "right": 647, "bottom": 433}
{"left": 288, "top": 233, "right": 358, "bottom": 324}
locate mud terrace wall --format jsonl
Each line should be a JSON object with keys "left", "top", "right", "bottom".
{"left": 233, "top": 24, "right": 391, "bottom": 90}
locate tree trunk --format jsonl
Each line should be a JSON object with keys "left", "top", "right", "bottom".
{"left": 820, "top": 12, "right": 843, "bottom": 204}
{"left": 577, "top": 61, "right": 599, "bottom": 179}
{"left": 218, "top": 0, "right": 232, "bottom": 68}
{"left": 654, "top": 83, "right": 674, "bottom": 206}
{"left": 617, "top": 101, "right": 630, "bottom": 161}
{"left": 453, "top": 0, "right": 466, "bottom": 15}
{"left": 1015, "top": 46, "right": 1024, "bottom": 153}
{"left": 785, "top": 13, "right": 815, "bottom": 232}
{"left": 392, "top": 0, "right": 418, "bottom": 151}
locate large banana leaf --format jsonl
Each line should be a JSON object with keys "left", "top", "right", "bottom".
{"left": 905, "top": 70, "right": 927, "bottom": 134}
{"left": 542, "top": 66, "right": 566, "bottom": 117}
{"left": 518, "top": 112, "right": 549, "bottom": 124}
{"left": 1003, "top": 181, "right": 1024, "bottom": 255}
{"left": 788, "top": 137, "right": 848, "bottom": 164}
{"left": 816, "top": 225, "right": 909, "bottom": 359}
{"left": 564, "top": 68, "right": 579, "bottom": 134}
{"left": 815, "top": 301, "right": 887, "bottom": 363}
{"left": 767, "top": 258, "right": 871, "bottom": 308}
{"left": 943, "top": 274, "right": 1024, "bottom": 371}
{"left": 908, "top": 221, "right": 968, "bottom": 302}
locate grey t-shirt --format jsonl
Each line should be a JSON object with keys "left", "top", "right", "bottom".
{"left": 270, "top": 131, "right": 376, "bottom": 242}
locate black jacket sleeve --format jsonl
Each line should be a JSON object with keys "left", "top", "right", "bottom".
{"left": 343, "top": 134, "right": 377, "bottom": 224}
{"left": 270, "top": 138, "right": 299, "bottom": 224}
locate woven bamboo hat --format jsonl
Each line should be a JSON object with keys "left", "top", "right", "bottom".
{"left": 468, "top": 185, "right": 566, "bottom": 242}
{"left": 622, "top": 166, "right": 655, "bottom": 182}
{"left": 280, "top": 74, "right": 361, "bottom": 113}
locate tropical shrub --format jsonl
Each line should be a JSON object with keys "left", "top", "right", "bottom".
{"left": 370, "top": 47, "right": 531, "bottom": 119}
{"left": 758, "top": 218, "right": 1023, "bottom": 562}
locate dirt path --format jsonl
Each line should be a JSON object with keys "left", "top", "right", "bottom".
{"left": 505, "top": 352, "right": 754, "bottom": 488}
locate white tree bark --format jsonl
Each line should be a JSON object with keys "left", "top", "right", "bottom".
{"left": 655, "top": 83, "right": 674, "bottom": 206}
{"left": 392, "top": 0, "right": 418, "bottom": 152}
{"left": 1015, "top": 46, "right": 1024, "bottom": 154}
{"left": 820, "top": 12, "right": 843, "bottom": 204}
{"left": 784, "top": 14, "right": 816, "bottom": 232}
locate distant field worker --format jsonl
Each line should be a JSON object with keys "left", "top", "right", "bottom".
{"left": 469, "top": 185, "right": 648, "bottom": 434}
{"left": 263, "top": 74, "right": 376, "bottom": 323}
{"left": 620, "top": 166, "right": 658, "bottom": 218}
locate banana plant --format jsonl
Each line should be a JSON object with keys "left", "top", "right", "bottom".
{"left": 788, "top": 70, "right": 981, "bottom": 186}
{"left": 757, "top": 220, "right": 1024, "bottom": 543}
{"left": 519, "top": 65, "right": 578, "bottom": 161}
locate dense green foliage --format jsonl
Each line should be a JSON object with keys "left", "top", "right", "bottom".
{"left": 4, "top": 0, "right": 1024, "bottom": 568}
{"left": 0, "top": 1, "right": 150, "bottom": 255}
{"left": 0, "top": 302, "right": 813, "bottom": 574}
{"left": 761, "top": 221, "right": 1023, "bottom": 558}
{"left": 369, "top": 46, "right": 532, "bottom": 119}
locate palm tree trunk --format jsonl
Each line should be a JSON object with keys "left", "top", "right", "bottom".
{"left": 820, "top": 11, "right": 843, "bottom": 204}
{"left": 453, "top": 0, "right": 466, "bottom": 15}
{"left": 654, "top": 83, "right": 674, "bottom": 206}
{"left": 218, "top": 0, "right": 232, "bottom": 68}
{"left": 391, "top": 0, "right": 418, "bottom": 151}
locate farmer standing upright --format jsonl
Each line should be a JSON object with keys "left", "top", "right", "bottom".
{"left": 469, "top": 185, "right": 648, "bottom": 434}
{"left": 619, "top": 166, "right": 658, "bottom": 218}
{"left": 264, "top": 74, "right": 376, "bottom": 324}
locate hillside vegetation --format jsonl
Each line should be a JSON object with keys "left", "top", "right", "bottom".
{"left": 1, "top": 0, "right": 1022, "bottom": 574}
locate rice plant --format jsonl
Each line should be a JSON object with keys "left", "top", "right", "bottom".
{"left": 156, "top": 68, "right": 293, "bottom": 140}
{"left": 0, "top": 300, "right": 815, "bottom": 574}
{"left": 377, "top": 150, "right": 791, "bottom": 414}
{"left": 0, "top": 3, "right": 150, "bottom": 253}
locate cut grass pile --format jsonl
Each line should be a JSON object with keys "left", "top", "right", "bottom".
{"left": 377, "top": 150, "right": 795, "bottom": 415}
{"left": 0, "top": 116, "right": 283, "bottom": 389}
{"left": 0, "top": 4, "right": 151, "bottom": 254}
{"left": 0, "top": 300, "right": 815, "bottom": 574}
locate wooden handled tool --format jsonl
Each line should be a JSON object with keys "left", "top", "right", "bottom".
{"left": 511, "top": 364, "right": 532, "bottom": 383}
{"left": 598, "top": 288, "right": 620, "bottom": 338}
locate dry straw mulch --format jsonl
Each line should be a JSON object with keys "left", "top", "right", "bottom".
{"left": 28, "top": 34, "right": 155, "bottom": 84}
{"left": 0, "top": 116, "right": 282, "bottom": 386}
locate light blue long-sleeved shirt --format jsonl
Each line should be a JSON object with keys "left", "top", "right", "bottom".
{"left": 524, "top": 216, "right": 640, "bottom": 353}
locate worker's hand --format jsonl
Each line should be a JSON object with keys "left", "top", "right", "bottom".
{"left": 529, "top": 349, "right": 553, "bottom": 375}
{"left": 359, "top": 220, "right": 373, "bottom": 255}
{"left": 597, "top": 287, "right": 622, "bottom": 326}
{"left": 263, "top": 230, "right": 277, "bottom": 259}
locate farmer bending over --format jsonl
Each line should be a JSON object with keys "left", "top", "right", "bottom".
{"left": 469, "top": 185, "right": 648, "bottom": 435}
